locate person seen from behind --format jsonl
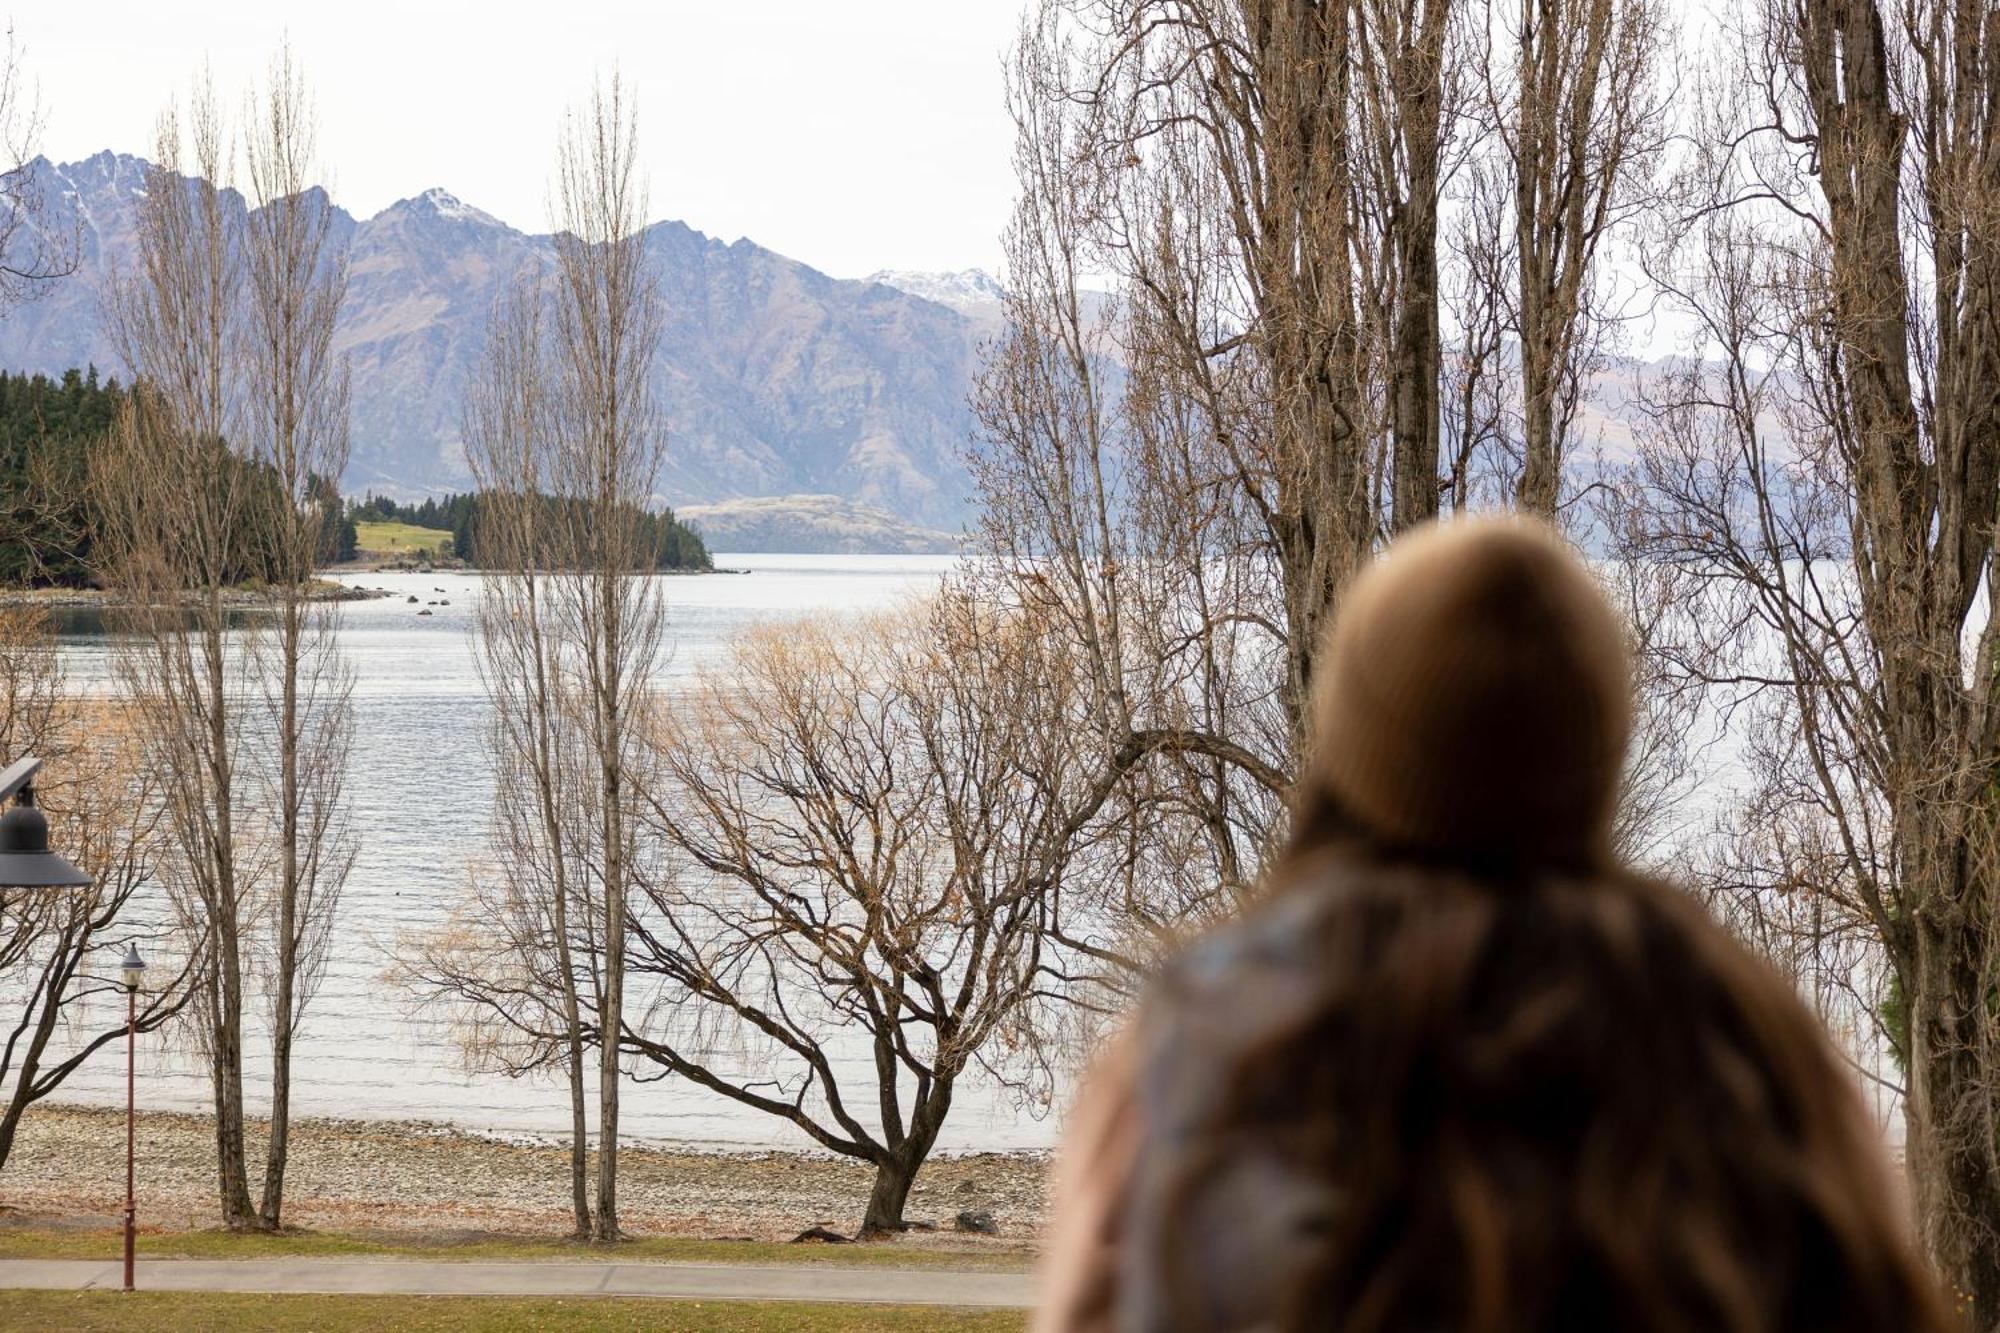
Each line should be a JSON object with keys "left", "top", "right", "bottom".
{"left": 1039, "top": 515, "right": 1953, "bottom": 1332}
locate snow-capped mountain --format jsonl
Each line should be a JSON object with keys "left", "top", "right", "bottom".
{"left": 400, "top": 187, "right": 502, "bottom": 228}
{"left": 868, "top": 267, "right": 1130, "bottom": 350}
{"left": 865, "top": 268, "right": 1007, "bottom": 317}
{"left": 0, "top": 151, "right": 988, "bottom": 532}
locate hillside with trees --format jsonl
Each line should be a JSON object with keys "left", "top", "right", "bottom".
{"left": 0, "top": 366, "right": 356, "bottom": 589}
{"left": 347, "top": 490, "right": 711, "bottom": 571}
{"left": 0, "top": 367, "right": 121, "bottom": 586}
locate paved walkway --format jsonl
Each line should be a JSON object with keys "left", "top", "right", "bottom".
{"left": 0, "top": 1257, "right": 1036, "bottom": 1308}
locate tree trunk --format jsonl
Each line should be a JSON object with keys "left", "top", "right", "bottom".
{"left": 592, "top": 965, "right": 621, "bottom": 1242}
{"left": 567, "top": 1043, "right": 590, "bottom": 1238}
{"left": 211, "top": 945, "right": 256, "bottom": 1229}
{"left": 508, "top": 561, "right": 591, "bottom": 1241}
{"left": 1907, "top": 908, "right": 2000, "bottom": 1327}
{"left": 593, "top": 659, "right": 625, "bottom": 1243}
{"left": 1517, "top": 365, "right": 1560, "bottom": 516}
{"left": 1512, "top": 0, "right": 1568, "bottom": 521}
{"left": 541, "top": 638, "right": 591, "bottom": 1240}
{"left": 211, "top": 749, "right": 254, "bottom": 1226}
{"left": 0, "top": 998, "right": 53, "bottom": 1174}
{"left": 1388, "top": 2, "right": 1446, "bottom": 534}
{"left": 858, "top": 1082, "right": 953, "bottom": 1238}
{"left": 263, "top": 602, "right": 301, "bottom": 1231}
{"left": 261, "top": 993, "right": 292, "bottom": 1230}
{"left": 1251, "top": 2, "right": 1372, "bottom": 753}
{"left": 1790, "top": 0, "right": 2000, "bottom": 1310}
{"left": 205, "top": 594, "right": 255, "bottom": 1231}
{"left": 1391, "top": 219, "right": 1442, "bottom": 531}
{"left": 552, "top": 807, "right": 589, "bottom": 1238}
{"left": 859, "top": 1153, "right": 921, "bottom": 1238}
{"left": 0, "top": 1094, "right": 25, "bottom": 1173}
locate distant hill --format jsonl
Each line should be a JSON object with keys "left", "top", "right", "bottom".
{"left": 679, "top": 493, "right": 961, "bottom": 555}
{"left": 0, "top": 152, "right": 991, "bottom": 534}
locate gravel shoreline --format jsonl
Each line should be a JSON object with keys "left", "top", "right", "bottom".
{"left": 0, "top": 1104, "right": 1051, "bottom": 1244}
{"left": 0, "top": 582, "right": 392, "bottom": 608}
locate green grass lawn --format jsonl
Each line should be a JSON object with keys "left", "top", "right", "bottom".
{"left": 0, "top": 1225, "right": 1033, "bottom": 1272}
{"left": 352, "top": 519, "right": 455, "bottom": 557}
{"left": 0, "top": 1291, "right": 1026, "bottom": 1332}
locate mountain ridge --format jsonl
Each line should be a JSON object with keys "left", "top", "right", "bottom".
{"left": 0, "top": 151, "right": 988, "bottom": 532}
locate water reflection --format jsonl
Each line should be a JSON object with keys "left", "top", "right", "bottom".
{"left": 45, "top": 603, "right": 277, "bottom": 638}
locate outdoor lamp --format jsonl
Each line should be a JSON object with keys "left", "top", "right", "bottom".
{"left": 120, "top": 942, "right": 146, "bottom": 993}
{"left": 0, "top": 756, "right": 91, "bottom": 889}
{"left": 118, "top": 937, "right": 147, "bottom": 1291}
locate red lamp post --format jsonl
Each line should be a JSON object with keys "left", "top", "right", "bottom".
{"left": 118, "top": 942, "right": 146, "bottom": 1292}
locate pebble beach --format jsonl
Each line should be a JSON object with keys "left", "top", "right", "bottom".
{"left": 0, "top": 1104, "right": 1050, "bottom": 1244}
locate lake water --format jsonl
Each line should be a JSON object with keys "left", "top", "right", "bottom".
{"left": 47, "top": 554, "right": 1066, "bottom": 1153}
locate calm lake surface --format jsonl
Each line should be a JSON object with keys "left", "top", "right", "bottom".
{"left": 49, "top": 553, "right": 1064, "bottom": 1152}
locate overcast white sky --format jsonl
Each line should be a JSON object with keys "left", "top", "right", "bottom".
{"left": 18, "top": 0, "right": 1025, "bottom": 279}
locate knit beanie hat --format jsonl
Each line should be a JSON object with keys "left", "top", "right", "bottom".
{"left": 1307, "top": 515, "right": 1633, "bottom": 869}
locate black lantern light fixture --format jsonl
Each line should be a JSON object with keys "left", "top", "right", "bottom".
{"left": 0, "top": 756, "right": 91, "bottom": 889}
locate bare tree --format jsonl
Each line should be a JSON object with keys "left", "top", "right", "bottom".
{"left": 542, "top": 73, "right": 666, "bottom": 1242}
{"left": 1486, "top": 0, "right": 1668, "bottom": 515}
{"left": 1440, "top": 153, "right": 1516, "bottom": 508}
{"left": 1093, "top": 0, "right": 1383, "bottom": 738}
{"left": 237, "top": 47, "right": 353, "bottom": 1231}
{"left": 477, "top": 277, "right": 594, "bottom": 1239}
{"left": 972, "top": 4, "right": 1328, "bottom": 994}
{"left": 0, "top": 606, "right": 197, "bottom": 1173}
{"left": 96, "top": 76, "right": 265, "bottom": 1231}
{"left": 1613, "top": 1, "right": 2000, "bottom": 1308}
{"left": 993, "top": 0, "right": 1437, "bottom": 769}
{"left": 970, "top": 7, "right": 1699, "bottom": 1146}
{"left": 0, "top": 23, "right": 77, "bottom": 310}
{"left": 402, "top": 80, "right": 664, "bottom": 1242}
{"left": 625, "top": 596, "right": 1095, "bottom": 1236}
{"left": 403, "top": 272, "right": 597, "bottom": 1238}
{"left": 971, "top": 0, "right": 1478, "bottom": 997}
{"left": 1355, "top": 0, "right": 1464, "bottom": 531}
